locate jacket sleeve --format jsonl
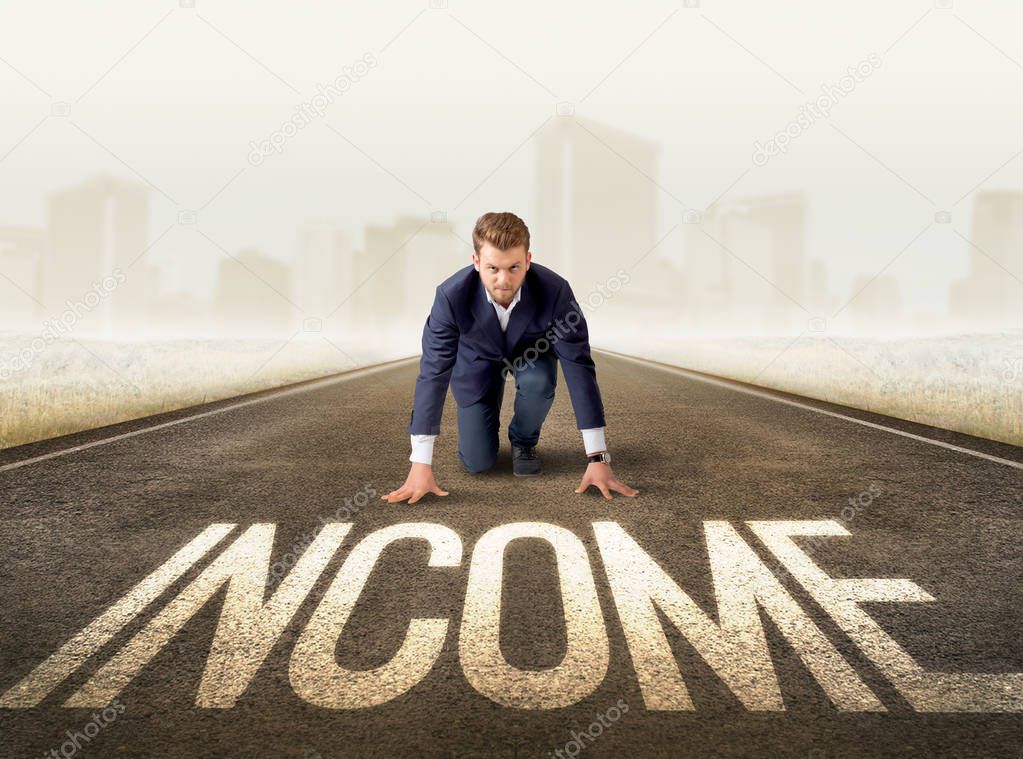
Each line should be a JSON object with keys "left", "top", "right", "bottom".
{"left": 408, "top": 286, "right": 460, "bottom": 435}
{"left": 550, "top": 282, "right": 607, "bottom": 429}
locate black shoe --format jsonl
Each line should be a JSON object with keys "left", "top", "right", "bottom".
{"left": 512, "top": 445, "right": 541, "bottom": 477}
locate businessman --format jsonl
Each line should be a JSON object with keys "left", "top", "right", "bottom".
{"left": 382, "top": 211, "right": 638, "bottom": 505}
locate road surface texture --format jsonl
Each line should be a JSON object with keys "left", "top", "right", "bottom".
{"left": 1, "top": 352, "right": 1021, "bottom": 758}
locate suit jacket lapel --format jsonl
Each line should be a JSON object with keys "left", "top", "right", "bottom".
{"left": 472, "top": 277, "right": 505, "bottom": 354}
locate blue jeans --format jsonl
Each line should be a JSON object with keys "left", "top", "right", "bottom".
{"left": 457, "top": 351, "right": 557, "bottom": 473}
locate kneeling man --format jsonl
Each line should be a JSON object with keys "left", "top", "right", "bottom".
{"left": 382, "top": 211, "right": 638, "bottom": 505}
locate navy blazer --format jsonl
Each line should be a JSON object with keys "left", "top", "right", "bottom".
{"left": 408, "top": 262, "right": 606, "bottom": 436}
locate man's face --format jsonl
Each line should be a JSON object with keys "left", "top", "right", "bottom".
{"left": 473, "top": 242, "right": 531, "bottom": 307}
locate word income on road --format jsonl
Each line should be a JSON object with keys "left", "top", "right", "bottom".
{"left": 2, "top": 520, "right": 1019, "bottom": 713}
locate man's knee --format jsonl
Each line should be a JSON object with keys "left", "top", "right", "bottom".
{"left": 460, "top": 445, "right": 497, "bottom": 474}
{"left": 515, "top": 364, "right": 556, "bottom": 398}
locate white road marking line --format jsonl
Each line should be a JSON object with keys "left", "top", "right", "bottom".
{"left": 600, "top": 349, "right": 1023, "bottom": 471}
{"left": 0, "top": 357, "right": 420, "bottom": 473}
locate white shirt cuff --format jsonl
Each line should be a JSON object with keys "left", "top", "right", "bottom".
{"left": 581, "top": 427, "right": 607, "bottom": 455}
{"left": 409, "top": 434, "right": 437, "bottom": 465}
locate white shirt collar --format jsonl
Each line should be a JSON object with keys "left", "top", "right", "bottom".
{"left": 483, "top": 285, "right": 521, "bottom": 310}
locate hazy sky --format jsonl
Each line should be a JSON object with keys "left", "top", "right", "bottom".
{"left": 2, "top": 0, "right": 1022, "bottom": 313}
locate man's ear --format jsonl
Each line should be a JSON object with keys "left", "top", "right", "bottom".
{"left": 472, "top": 253, "right": 480, "bottom": 272}
{"left": 525, "top": 251, "right": 532, "bottom": 269}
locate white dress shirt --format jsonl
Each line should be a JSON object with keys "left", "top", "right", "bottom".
{"left": 410, "top": 284, "right": 608, "bottom": 465}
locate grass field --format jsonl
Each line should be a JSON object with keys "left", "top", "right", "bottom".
{"left": 598, "top": 327, "right": 1023, "bottom": 448}
{"left": 0, "top": 333, "right": 408, "bottom": 450}
{"left": 2, "top": 329, "right": 1020, "bottom": 451}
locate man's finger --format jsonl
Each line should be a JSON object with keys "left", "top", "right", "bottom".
{"left": 597, "top": 483, "right": 613, "bottom": 500}
{"left": 574, "top": 480, "right": 588, "bottom": 494}
{"left": 610, "top": 479, "right": 639, "bottom": 497}
{"left": 385, "top": 486, "right": 411, "bottom": 503}
{"left": 432, "top": 486, "right": 450, "bottom": 496}
{"left": 408, "top": 490, "right": 426, "bottom": 505}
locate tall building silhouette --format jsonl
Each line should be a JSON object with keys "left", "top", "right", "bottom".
{"left": 0, "top": 226, "right": 46, "bottom": 329}
{"left": 214, "top": 248, "right": 294, "bottom": 335}
{"left": 681, "top": 192, "right": 807, "bottom": 334}
{"left": 950, "top": 190, "right": 1023, "bottom": 329}
{"left": 45, "top": 174, "right": 156, "bottom": 338}
{"left": 353, "top": 215, "right": 462, "bottom": 335}
{"left": 295, "top": 221, "right": 353, "bottom": 325}
{"left": 534, "top": 116, "right": 660, "bottom": 302}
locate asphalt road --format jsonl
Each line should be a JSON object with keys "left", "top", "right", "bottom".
{"left": 1, "top": 352, "right": 1021, "bottom": 758}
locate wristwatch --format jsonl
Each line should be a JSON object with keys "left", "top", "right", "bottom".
{"left": 586, "top": 451, "right": 611, "bottom": 465}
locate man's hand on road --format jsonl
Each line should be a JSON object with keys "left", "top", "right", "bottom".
{"left": 575, "top": 462, "right": 639, "bottom": 500}
{"left": 382, "top": 462, "right": 450, "bottom": 505}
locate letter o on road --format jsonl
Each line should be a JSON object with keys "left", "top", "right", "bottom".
{"left": 459, "top": 522, "right": 609, "bottom": 708}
